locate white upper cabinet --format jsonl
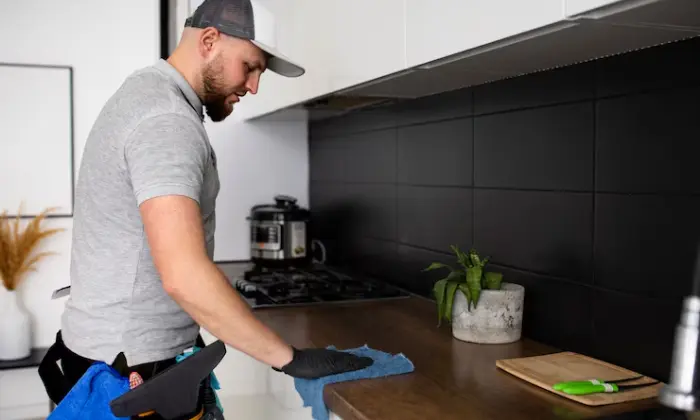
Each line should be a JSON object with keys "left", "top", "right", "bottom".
{"left": 232, "top": 0, "right": 333, "bottom": 120}
{"left": 565, "top": 0, "right": 628, "bottom": 17}
{"left": 405, "top": 0, "right": 565, "bottom": 68}
{"left": 235, "top": 0, "right": 406, "bottom": 120}
{"left": 314, "top": 0, "right": 406, "bottom": 93}
{"left": 233, "top": 0, "right": 700, "bottom": 121}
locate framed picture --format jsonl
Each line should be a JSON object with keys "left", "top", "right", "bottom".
{"left": 0, "top": 62, "right": 74, "bottom": 218}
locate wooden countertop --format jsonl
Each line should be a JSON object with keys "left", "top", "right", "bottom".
{"left": 253, "top": 296, "right": 660, "bottom": 420}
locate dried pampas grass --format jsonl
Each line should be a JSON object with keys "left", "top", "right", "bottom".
{"left": 0, "top": 205, "right": 64, "bottom": 291}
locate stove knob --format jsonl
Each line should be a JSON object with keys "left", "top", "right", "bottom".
{"left": 268, "top": 284, "right": 289, "bottom": 297}
{"left": 237, "top": 282, "right": 259, "bottom": 298}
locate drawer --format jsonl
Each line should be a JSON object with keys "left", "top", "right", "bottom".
{"left": 0, "top": 404, "right": 51, "bottom": 420}
{"left": 0, "top": 367, "right": 50, "bottom": 409}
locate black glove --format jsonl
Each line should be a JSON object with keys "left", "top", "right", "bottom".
{"left": 273, "top": 347, "right": 374, "bottom": 379}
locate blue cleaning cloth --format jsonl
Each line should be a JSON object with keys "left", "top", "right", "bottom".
{"left": 47, "top": 362, "right": 130, "bottom": 420}
{"left": 294, "top": 344, "right": 414, "bottom": 420}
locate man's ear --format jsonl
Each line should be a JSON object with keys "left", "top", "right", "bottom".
{"left": 198, "top": 28, "right": 220, "bottom": 57}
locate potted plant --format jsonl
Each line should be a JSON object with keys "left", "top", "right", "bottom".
{"left": 424, "top": 246, "right": 524, "bottom": 344}
{"left": 0, "top": 205, "right": 63, "bottom": 360}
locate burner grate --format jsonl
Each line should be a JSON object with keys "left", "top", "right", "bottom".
{"left": 234, "top": 265, "right": 410, "bottom": 307}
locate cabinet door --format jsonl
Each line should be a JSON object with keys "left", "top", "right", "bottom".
{"left": 316, "top": 0, "right": 406, "bottom": 92}
{"left": 405, "top": 0, "right": 564, "bottom": 68}
{"left": 235, "top": 0, "right": 407, "bottom": 120}
{"left": 565, "top": 0, "right": 626, "bottom": 16}
{"left": 233, "top": 0, "right": 332, "bottom": 121}
{"left": 0, "top": 368, "right": 50, "bottom": 419}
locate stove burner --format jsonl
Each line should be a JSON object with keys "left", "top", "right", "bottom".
{"left": 235, "top": 265, "right": 409, "bottom": 308}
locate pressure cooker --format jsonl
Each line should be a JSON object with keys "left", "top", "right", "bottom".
{"left": 248, "top": 195, "right": 315, "bottom": 267}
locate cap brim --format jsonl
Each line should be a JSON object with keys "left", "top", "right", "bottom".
{"left": 251, "top": 40, "right": 305, "bottom": 78}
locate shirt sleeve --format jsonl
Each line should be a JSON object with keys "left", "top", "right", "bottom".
{"left": 124, "top": 113, "right": 210, "bottom": 206}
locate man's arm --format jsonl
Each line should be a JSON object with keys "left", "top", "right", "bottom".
{"left": 125, "top": 114, "right": 372, "bottom": 378}
{"left": 139, "top": 194, "right": 294, "bottom": 369}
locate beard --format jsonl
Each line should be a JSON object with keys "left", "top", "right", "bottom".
{"left": 202, "top": 57, "right": 234, "bottom": 122}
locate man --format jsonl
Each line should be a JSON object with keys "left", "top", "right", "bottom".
{"left": 39, "top": 0, "right": 372, "bottom": 417}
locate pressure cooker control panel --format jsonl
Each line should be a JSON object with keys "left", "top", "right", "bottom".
{"left": 251, "top": 223, "right": 281, "bottom": 250}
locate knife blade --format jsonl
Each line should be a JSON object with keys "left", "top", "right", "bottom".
{"left": 561, "top": 380, "right": 659, "bottom": 395}
{"left": 51, "top": 285, "right": 71, "bottom": 299}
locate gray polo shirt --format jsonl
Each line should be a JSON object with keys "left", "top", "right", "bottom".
{"left": 61, "top": 59, "right": 220, "bottom": 366}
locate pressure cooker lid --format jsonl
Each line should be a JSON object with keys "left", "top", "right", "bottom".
{"left": 250, "top": 195, "right": 309, "bottom": 219}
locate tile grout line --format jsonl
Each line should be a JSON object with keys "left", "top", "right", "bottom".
{"left": 309, "top": 179, "right": 700, "bottom": 198}
{"left": 395, "top": 125, "right": 399, "bottom": 245}
{"left": 358, "top": 235, "right": 683, "bottom": 305}
{"left": 471, "top": 90, "right": 477, "bottom": 247}
{"left": 590, "top": 77, "right": 599, "bottom": 348}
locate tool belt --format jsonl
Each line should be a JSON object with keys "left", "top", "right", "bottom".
{"left": 39, "top": 330, "right": 226, "bottom": 420}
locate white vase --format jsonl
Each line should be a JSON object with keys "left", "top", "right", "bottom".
{"left": 0, "top": 288, "right": 32, "bottom": 360}
{"left": 451, "top": 282, "right": 525, "bottom": 344}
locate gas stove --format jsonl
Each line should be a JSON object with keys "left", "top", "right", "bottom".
{"left": 233, "top": 264, "right": 410, "bottom": 308}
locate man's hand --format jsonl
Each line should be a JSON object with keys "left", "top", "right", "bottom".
{"left": 274, "top": 347, "right": 374, "bottom": 379}
{"left": 139, "top": 194, "right": 293, "bottom": 369}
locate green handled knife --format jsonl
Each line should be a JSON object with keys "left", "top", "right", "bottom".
{"left": 561, "top": 381, "right": 659, "bottom": 395}
{"left": 552, "top": 375, "right": 643, "bottom": 391}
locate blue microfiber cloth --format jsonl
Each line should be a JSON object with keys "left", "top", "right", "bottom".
{"left": 47, "top": 362, "right": 130, "bottom": 420}
{"left": 294, "top": 344, "right": 414, "bottom": 420}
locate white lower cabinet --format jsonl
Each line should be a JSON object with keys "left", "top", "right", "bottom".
{"left": 201, "top": 329, "right": 344, "bottom": 420}
{"left": 0, "top": 367, "right": 51, "bottom": 420}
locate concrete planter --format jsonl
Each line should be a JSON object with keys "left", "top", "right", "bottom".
{"left": 451, "top": 282, "right": 524, "bottom": 344}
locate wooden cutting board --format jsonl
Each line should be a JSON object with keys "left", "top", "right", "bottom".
{"left": 496, "top": 351, "right": 664, "bottom": 406}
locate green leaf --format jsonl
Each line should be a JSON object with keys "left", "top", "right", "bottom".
{"left": 484, "top": 272, "right": 503, "bottom": 290}
{"left": 432, "top": 279, "right": 448, "bottom": 326}
{"left": 444, "top": 281, "right": 459, "bottom": 323}
{"left": 451, "top": 245, "right": 472, "bottom": 270}
{"left": 423, "top": 262, "right": 452, "bottom": 272}
{"left": 466, "top": 266, "right": 482, "bottom": 309}
{"left": 457, "top": 283, "right": 472, "bottom": 312}
{"left": 446, "top": 269, "right": 465, "bottom": 282}
{"left": 469, "top": 249, "right": 481, "bottom": 267}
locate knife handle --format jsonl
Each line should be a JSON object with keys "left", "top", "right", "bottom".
{"left": 562, "top": 382, "right": 618, "bottom": 395}
{"left": 553, "top": 379, "right": 605, "bottom": 391}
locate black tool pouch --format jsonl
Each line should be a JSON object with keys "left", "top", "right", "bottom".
{"left": 38, "top": 331, "right": 226, "bottom": 420}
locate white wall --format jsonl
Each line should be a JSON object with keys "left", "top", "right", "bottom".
{"left": 0, "top": 0, "right": 309, "bottom": 351}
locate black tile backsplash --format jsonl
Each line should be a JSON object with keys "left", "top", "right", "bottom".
{"left": 594, "top": 194, "right": 700, "bottom": 299}
{"left": 474, "top": 102, "right": 595, "bottom": 191}
{"left": 397, "top": 118, "right": 473, "bottom": 186}
{"left": 394, "top": 244, "right": 460, "bottom": 297}
{"left": 491, "top": 265, "right": 595, "bottom": 356}
{"left": 393, "top": 87, "right": 474, "bottom": 126}
{"left": 472, "top": 62, "right": 596, "bottom": 115}
{"left": 596, "top": 87, "right": 700, "bottom": 194}
{"left": 590, "top": 290, "right": 682, "bottom": 384}
{"left": 343, "top": 183, "right": 397, "bottom": 242}
{"left": 474, "top": 189, "right": 593, "bottom": 283}
{"left": 309, "top": 37, "right": 700, "bottom": 381}
{"left": 398, "top": 186, "right": 473, "bottom": 252}
{"left": 594, "top": 36, "right": 700, "bottom": 98}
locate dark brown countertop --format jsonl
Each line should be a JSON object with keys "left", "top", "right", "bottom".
{"left": 252, "top": 296, "right": 661, "bottom": 420}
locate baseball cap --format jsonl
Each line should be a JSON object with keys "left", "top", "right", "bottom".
{"left": 184, "top": 0, "right": 305, "bottom": 78}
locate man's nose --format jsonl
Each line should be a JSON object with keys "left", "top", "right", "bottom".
{"left": 245, "top": 75, "right": 260, "bottom": 95}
